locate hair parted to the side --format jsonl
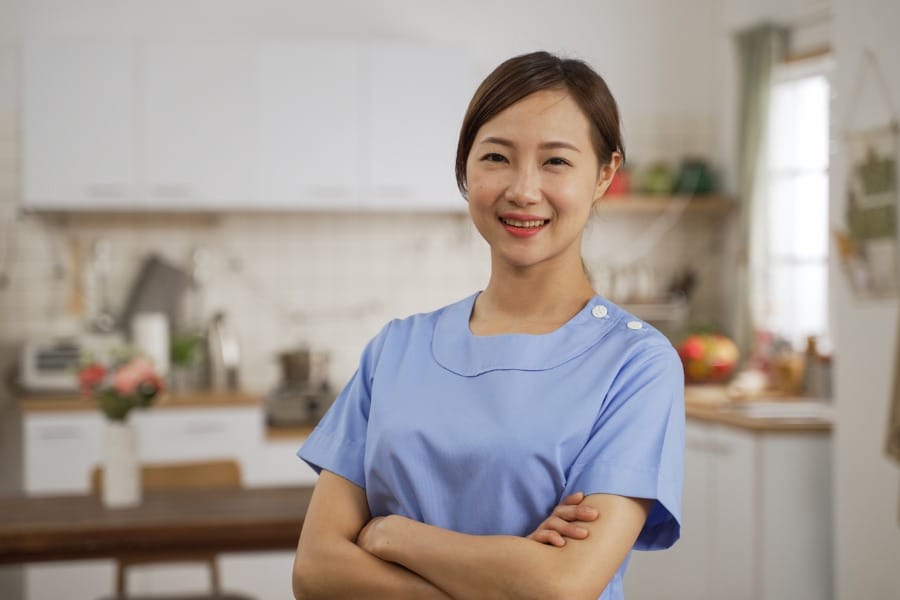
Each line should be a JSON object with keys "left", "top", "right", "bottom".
{"left": 455, "top": 51, "right": 625, "bottom": 198}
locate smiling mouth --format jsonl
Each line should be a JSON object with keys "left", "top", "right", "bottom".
{"left": 498, "top": 217, "right": 550, "bottom": 228}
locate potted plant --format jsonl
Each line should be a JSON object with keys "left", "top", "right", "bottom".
{"left": 79, "top": 351, "right": 164, "bottom": 508}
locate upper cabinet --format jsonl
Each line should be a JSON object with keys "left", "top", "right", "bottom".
{"left": 23, "top": 39, "right": 138, "bottom": 209}
{"left": 364, "top": 43, "right": 476, "bottom": 211}
{"left": 21, "top": 38, "right": 477, "bottom": 213}
{"left": 141, "top": 41, "right": 258, "bottom": 209}
{"left": 257, "top": 41, "right": 363, "bottom": 210}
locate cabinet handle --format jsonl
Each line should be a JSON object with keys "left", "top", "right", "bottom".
{"left": 37, "top": 425, "right": 83, "bottom": 441}
{"left": 150, "top": 184, "right": 192, "bottom": 199}
{"left": 86, "top": 183, "right": 127, "bottom": 199}
{"left": 307, "top": 185, "right": 351, "bottom": 199}
{"left": 182, "top": 421, "right": 226, "bottom": 435}
{"left": 373, "top": 185, "right": 414, "bottom": 199}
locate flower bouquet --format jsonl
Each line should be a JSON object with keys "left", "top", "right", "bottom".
{"left": 79, "top": 352, "right": 165, "bottom": 421}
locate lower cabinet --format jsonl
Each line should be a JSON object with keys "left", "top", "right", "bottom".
{"left": 625, "top": 420, "right": 833, "bottom": 600}
{"left": 21, "top": 407, "right": 316, "bottom": 600}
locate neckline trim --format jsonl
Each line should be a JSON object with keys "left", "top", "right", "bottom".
{"left": 431, "top": 292, "right": 619, "bottom": 376}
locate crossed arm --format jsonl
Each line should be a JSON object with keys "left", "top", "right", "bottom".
{"left": 292, "top": 470, "right": 652, "bottom": 599}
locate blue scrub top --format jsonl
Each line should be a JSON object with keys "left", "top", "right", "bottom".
{"left": 298, "top": 292, "right": 685, "bottom": 599}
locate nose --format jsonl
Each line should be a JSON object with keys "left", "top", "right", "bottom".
{"left": 505, "top": 165, "right": 541, "bottom": 206}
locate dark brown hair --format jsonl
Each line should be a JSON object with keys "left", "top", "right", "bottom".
{"left": 455, "top": 51, "right": 624, "bottom": 197}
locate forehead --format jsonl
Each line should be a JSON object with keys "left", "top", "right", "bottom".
{"left": 476, "top": 89, "right": 593, "bottom": 146}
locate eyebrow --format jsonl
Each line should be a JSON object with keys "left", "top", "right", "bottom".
{"left": 479, "top": 136, "right": 581, "bottom": 153}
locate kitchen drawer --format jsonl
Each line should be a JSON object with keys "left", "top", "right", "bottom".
{"left": 134, "top": 407, "right": 261, "bottom": 464}
{"left": 24, "top": 412, "right": 104, "bottom": 494}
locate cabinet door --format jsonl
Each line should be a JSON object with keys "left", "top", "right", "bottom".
{"left": 709, "top": 426, "right": 756, "bottom": 600}
{"left": 626, "top": 420, "right": 713, "bottom": 600}
{"left": 141, "top": 41, "right": 257, "bottom": 209}
{"left": 363, "top": 43, "right": 475, "bottom": 211}
{"left": 23, "top": 39, "right": 137, "bottom": 210}
{"left": 24, "top": 412, "right": 104, "bottom": 494}
{"left": 257, "top": 41, "right": 362, "bottom": 210}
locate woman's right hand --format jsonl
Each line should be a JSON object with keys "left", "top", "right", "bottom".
{"left": 527, "top": 491, "right": 600, "bottom": 547}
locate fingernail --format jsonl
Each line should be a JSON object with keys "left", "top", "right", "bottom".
{"left": 585, "top": 508, "right": 598, "bottom": 517}
{"left": 576, "top": 527, "right": 588, "bottom": 535}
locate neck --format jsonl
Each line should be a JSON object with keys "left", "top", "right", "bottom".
{"left": 479, "top": 252, "right": 595, "bottom": 321}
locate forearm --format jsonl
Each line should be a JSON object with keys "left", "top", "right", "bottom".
{"left": 293, "top": 535, "right": 451, "bottom": 599}
{"left": 369, "top": 517, "right": 580, "bottom": 600}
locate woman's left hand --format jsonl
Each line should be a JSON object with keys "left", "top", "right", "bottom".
{"left": 527, "top": 491, "right": 599, "bottom": 547}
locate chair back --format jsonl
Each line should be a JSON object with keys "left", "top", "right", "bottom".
{"left": 91, "top": 459, "right": 242, "bottom": 494}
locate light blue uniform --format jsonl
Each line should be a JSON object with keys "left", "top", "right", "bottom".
{"left": 298, "top": 292, "right": 685, "bottom": 599}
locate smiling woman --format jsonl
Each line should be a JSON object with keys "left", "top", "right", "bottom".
{"left": 292, "top": 51, "right": 684, "bottom": 600}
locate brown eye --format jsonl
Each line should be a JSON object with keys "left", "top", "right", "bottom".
{"left": 546, "top": 157, "right": 572, "bottom": 167}
{"left": 481, "top": 153, "right": 507, "bottom": 163}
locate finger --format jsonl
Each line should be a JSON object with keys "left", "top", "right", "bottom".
{"left": 553, "top": 503, "right": 599, "bottom": 523}
{"left": 561, "top": 491, "right": 584, "bottom": 506}
{"left": 577, "top": 504, "right": 600, "bottom": 521}
{"left": 533, "top": 530, "right": 566, "bottom": 547}
{"left": 544, "top": 516, "right": 589, "bottom": 539}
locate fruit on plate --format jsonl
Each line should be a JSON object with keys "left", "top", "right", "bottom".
{"left": 677, "top": 333, "right": 739, "bottom": 383}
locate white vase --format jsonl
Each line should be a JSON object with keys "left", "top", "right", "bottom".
{"left": 103, "top": 419, "right": 141, "bottom": 508}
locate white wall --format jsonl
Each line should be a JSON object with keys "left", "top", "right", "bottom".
{"left": 831, "top": 0, "right": 900, "bottom": 596}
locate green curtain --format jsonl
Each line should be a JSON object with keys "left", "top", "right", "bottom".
{"left": 733, "top": 23, "right": 789, "bottom": 362}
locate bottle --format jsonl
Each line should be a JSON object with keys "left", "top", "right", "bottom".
{"left": 802, "top": 336, "right": 823, "bottom": 398}
{"left": 207, "top": 311, "right": 241, "bottom": 392}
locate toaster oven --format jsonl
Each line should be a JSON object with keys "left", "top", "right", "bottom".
{"left": 20, "top": 334, "right": 124, "bottom": 393}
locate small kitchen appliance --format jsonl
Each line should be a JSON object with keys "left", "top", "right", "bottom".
{"left": 265, "top": 348, "right": 334, "bottom": 427}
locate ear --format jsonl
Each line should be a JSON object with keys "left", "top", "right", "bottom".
{"left": 593, "top": 152, "right": 623, "bottom": 202}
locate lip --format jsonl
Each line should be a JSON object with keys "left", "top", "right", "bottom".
{"left": 498, "top": 213, "right": 551, "bottom": 238}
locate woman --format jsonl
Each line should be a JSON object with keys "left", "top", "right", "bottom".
{"left": 293, "top": 51, "right": 684, "bottom": 600}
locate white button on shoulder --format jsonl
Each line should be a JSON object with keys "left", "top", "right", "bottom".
{"left": 627, "top": 320, "right": 644, "bottom": 330}
{"left": 591, "top": 305, "right": 608, "bottom": 319}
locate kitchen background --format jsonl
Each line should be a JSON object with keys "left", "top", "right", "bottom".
{"left": 1, "top": 0, "right": 899, "bottom": 599}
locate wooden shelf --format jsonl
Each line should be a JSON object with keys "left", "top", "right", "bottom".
{"left": 596, "top": 194, "right": 735, "bottom": 213}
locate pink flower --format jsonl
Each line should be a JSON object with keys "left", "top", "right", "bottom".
{"left": 113, "top": 357, "right": 163, "bottom": 396}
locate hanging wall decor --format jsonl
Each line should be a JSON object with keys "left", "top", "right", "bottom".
{"left": 836, "top": 123, "right": 899, "bottom": 297}
{"left": 834, "top": 49, "right": 900, "bottom": 300}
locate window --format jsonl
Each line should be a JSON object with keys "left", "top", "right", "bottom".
{"left": 759, "top": 56, "right": 832, "bottom": 350}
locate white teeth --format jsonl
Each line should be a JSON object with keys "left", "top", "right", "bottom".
{"left": 501, "top": 218, "right": 547, "bottom": 228}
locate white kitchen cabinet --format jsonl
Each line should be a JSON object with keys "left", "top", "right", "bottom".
{"left": 362, "top": 42, "right": 476, "bottom": 211}
{"left": 626, "top": 420, "right": 832, "bottom": 600}
{"left": 23, "top": 411, "right": 106, "bottom": 494}
{"left": 22, "top": 38, "right": 475, "bottom": 213}
{"left": 256, "top": 41, "right": 362, "bottom": 210}
{"left": 141, "top": 41, "right": 258, "bottom": 209}
{"left": 20, "top": 405, "right": 302, "bottom": 600}
{"left": 23, "top": 39, "right": 138, "bottom": 210}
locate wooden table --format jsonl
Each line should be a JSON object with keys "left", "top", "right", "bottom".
{"left": 0, "top": 485, "right": 313, "bottom": 564}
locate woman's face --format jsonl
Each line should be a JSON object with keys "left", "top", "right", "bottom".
{"left": 465, "top": 89, "right": 618, "bottom": 272}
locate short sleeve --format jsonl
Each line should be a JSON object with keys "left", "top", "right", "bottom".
{"left": 296, "top": 323, "right": 391, "bottom": 489}
{"left": 564, "top": 342, "right": 685, "bottom": 550}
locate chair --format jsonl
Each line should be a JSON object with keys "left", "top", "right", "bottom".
{"left": 91, "top": 459, "right": 256, "bottom": 600}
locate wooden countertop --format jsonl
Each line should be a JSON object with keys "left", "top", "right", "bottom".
{"left": 0, "top": 485, "right": 311, "bottom": 564}
{"left": 19, "top": 390, "right": 261, "bottom": 413}
{"left": 685, "top": 385, "right": 833, "bottom": 433}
